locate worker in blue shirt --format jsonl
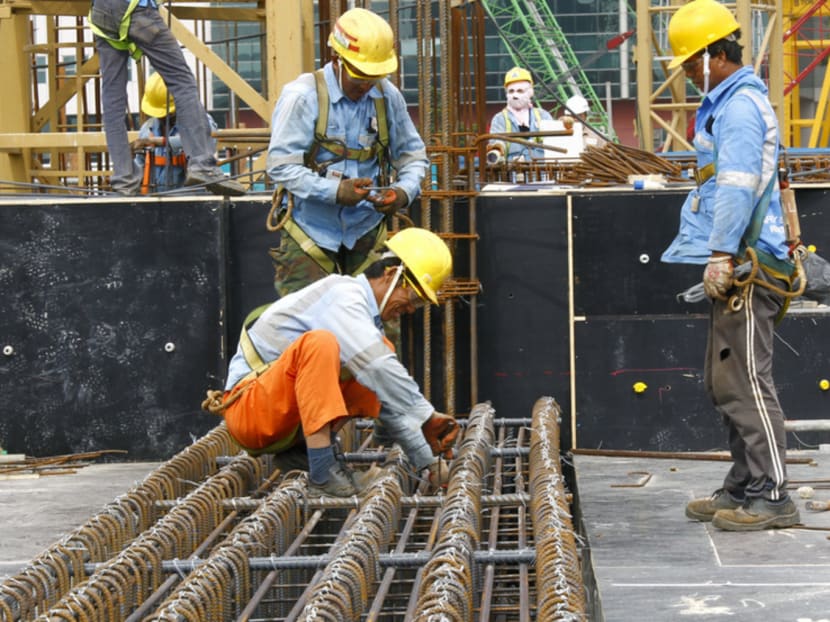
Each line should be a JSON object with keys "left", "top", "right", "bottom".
{"left": 132, "top": 73, "right": 219, "bottom": 193}
{"left": 662, "top": 0, "right": 800, "bottom": 531}
{"left": 265, "top": 7, "right": 428, "bottom": 298}
{"left": 487, "top": 66, "right": 554, "bottom": 163}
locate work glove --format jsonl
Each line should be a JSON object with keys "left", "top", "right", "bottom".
{"left": 702, "top": 255, "right": 734, "bottom": 300}
{"left": 368, "top": 186, "right": 409, "bottom": 216}
{"left": 426, "top": 456, "right": 451, "bottom": 491}
{"left": 421, "top": 412, "right": 459, "bottom": 459}
{"left": 336, "top": 177, "right": 372, "bottom": 206}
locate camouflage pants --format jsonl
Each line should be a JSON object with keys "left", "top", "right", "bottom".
{"left": 269, "top": 219, "right": 387, "bottom": 298}
{"left": 268, "top": 219, "right": 400, "bottom": 346}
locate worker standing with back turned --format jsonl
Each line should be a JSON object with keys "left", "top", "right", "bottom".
{"left": 661, "top": 0, "right": 800, "bottom": 531}
{"left": 215, "top": 228, "right": 459, "bottom": 498}
{"left": 266, "top": 7, "right": 428, "bottom": 298}
{"left": 487, "top": 66, "right": 554, "bottom": 163}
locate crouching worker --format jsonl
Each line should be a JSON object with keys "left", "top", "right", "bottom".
{"left": 215, "top": 228, "right": 459, "bottom": 498}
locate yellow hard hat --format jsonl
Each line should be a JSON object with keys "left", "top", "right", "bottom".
{"left": 328, "top": 8, "right": 398, "bottom": 76}
{"left": 504, "top": 66, "right": 533, "bottom": 87}
{"left": 141, "top": 73, "right": 175, "bottom": 118}
{"left": 386, "top": 228, "right": 452, "bottom": 305}
{"left": 667, "top": 0, "right": 739, "bottom": 69}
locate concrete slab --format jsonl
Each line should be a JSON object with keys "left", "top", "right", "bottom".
{"left": 574, "top": 451, "right": 830, "bottom": 621}
{"left": 0, "top": 462, "right": 159, "bottom": 581}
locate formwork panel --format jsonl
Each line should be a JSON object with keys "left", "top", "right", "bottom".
{"left": 476, "top": 192, "right": 572, "bottom": 429}
{"left": 0, "top": 199, "right": 226, "bottom": 459}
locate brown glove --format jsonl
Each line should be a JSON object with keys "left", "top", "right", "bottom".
{"left": 368, "top": 186, "right": 408, "bottom": 216}
{"left": 336, "top": 177, "right": 372, "bottom": 206}
{"left": 422, "top": 412, "right": 459, "bottom": 458}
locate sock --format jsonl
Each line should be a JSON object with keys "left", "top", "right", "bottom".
{"left": 308, "top": 446, "right": 335, "bottom": 485}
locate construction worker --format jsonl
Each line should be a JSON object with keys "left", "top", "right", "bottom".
{"left": 218, "top": 228, "right": 459, "bottom": 498}
{"left": 487, "top": 66, "right": 554, "bottom": 163}
{"left": 266, "top": 7, "right": 428, "bottom": 298}
{"left": 661, "top": 0, "right": 800, "bottom": 531}
{"left": 88, "top": 0, "right": 245, "bottom": 197}
{"left": 132, "top": 73, "right": 219, "bottom": 193}
{"left": 559, "top": 94, "right": 608, "bottom": 149}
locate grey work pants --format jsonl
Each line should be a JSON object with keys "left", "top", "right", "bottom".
{"left": 95, "top": 7, "right": 217, "bottom": 193}
{"left": 704, "top": 267, "right": 789, "bottom": 501}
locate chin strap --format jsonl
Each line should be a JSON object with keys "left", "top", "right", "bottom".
{"left": 378, "top": 263, "right": 404, "bottom": 316}
{"left": 702, "top": 50, "right": 711, "bottom": 95}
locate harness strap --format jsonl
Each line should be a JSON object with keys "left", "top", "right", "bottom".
{"left": 501, "top": 107, "right": 544, "bottom": 143}
{"left": 281, "top": 216, "right": 388, "bottom": 275}
{"left": 309, "top": 69, "right": 390, "bottom": 169}
{"left": 88, "top": 0, "right": 143, "bottom": 60}
{"left": 151, "top": 154, "right": 187, "bottom": 167}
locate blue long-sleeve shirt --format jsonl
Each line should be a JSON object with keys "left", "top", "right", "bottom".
{"left": 225, "top": 273, "right": 435, "bottom": 469}
{"left": 662, "top": 66, "right": 788, "bottom": 265}
{"left": 266, "top": 62, "right": 428, "bottom": 252}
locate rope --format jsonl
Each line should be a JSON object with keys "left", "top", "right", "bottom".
{"left": 266, "top": 185, "right": 293, "bottom": 232}
{"left": 677, "top": 246, "right": 807, "bottom": 309}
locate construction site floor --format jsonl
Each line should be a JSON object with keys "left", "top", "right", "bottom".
{"left": 3, "top": 452, "right": 830, "bottom": 619}
{"left": 0, "top": 462, "right": 160, "bottom": 581}
{"left": 573, "top": 450, "right": 830, "bottom": 621}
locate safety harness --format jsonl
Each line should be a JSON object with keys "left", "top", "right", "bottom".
{"left": 88, "top": 0, "right": 144, "bottom": 60}
{"left": 200, "top": 304, "right": 301, "bottom": 456}
{"left": 696, "top": 85, "right": 807, "bottom": 313}
{"left": 266, "top": 68, "right": 391, "bottom": 275}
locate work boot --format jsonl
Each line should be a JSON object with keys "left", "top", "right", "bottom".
{"left": 184, "top": 168, "right": 246, "bottom": 197}
{"left": 352, "top": 465, "right": 384, "bottom": 490}
{"left": 686, "top": 488, "right": 744, "bottom": 522}
{"left": 712, "top": 496, "right": 800, "bottom": 531}
{"left": 307, "top": 462, "right": 361, "bottom": 498}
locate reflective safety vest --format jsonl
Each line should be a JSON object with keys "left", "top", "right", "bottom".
{"left": 501, "top": 107, "right": 545, "bottom": 143}
{"left": 88, "top": 0, "right": 143, "bottom": 60}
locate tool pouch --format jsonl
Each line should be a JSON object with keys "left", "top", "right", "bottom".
{"left": 89, "top": 0, "right": 128, "bottom": 39}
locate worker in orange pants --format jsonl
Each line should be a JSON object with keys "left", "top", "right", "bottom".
{"left": 217, "top": 228, "right": 459, "bottom": 498}
{"left": 223, "top": 330, "right": 385, "bottom": 455}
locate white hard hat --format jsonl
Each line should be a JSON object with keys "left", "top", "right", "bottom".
{"left": 565, "top": 95, "right": 589, "bottom": 115}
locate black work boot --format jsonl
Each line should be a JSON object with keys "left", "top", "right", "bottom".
{"left": 685, "top": 488, "right": 744, "bottom": 522}
{"left": 712, "top": 496, "right": 800, "bottom": 531}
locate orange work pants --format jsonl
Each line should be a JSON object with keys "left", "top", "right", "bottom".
{"left": 222, "top": 330, "right": 382, "bottom": 452}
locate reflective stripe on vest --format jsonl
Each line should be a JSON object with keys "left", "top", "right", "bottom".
{"left": 88, "top": 0, "right": 143, "bottom": 60}
{"left": 501, "top": 107, "right": 544, "bottom": 143}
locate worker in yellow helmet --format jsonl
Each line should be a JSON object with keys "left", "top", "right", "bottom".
{"left": 661, "top": 0, "right": 800, "bottom": 532}
{"left": 487, "top": 66, "right": 553, "bottom": 163}
{"left": 132, "top": 73, "right": 219, "bottom": 193}
{"left": 216, "top": 228, "right": 458, "bottom": 497}
{"left": 265, "top": 7, "right": 428, "bottom": 299}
